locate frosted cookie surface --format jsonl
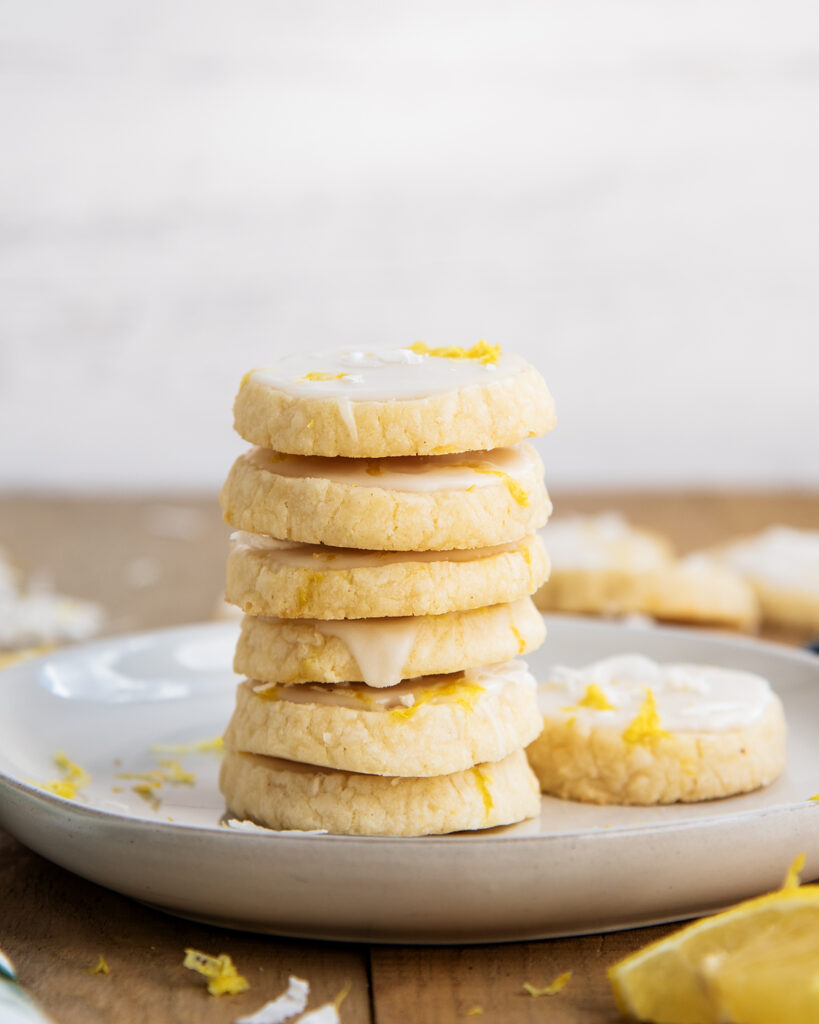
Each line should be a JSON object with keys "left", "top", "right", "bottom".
{"left": 234, "top": 597, "right": 546, "bottom": 687}
{"left": 220, "top": 443, "right": 551, "bottom": 551}
{"left": 224, "top": 660, "right": 542, "bottom": 777}
{"left": 706, "top": 526, "right": 819, "bottom": 633}
{"left": 527, "top": 654, "right": 786, "bottom": 804}
{"left": 233, "top": 343, "right": 555, "bottom": 457}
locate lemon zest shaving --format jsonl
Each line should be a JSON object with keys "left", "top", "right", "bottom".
{"left": 466, "top": 1007, "right": 484, "bottom": 1016}
{"left": 116, "top": 761, "right": 195, "bottom": 786}
{"left": 473, "top": 767, "right": 494, "bottom": 817}
{"left": 463, "top": 464, "right": 529, "bottom": 506}
{"left": 510, "top": 624, "right": 526, "bottom": 655}
{"left": 622, "top": 689, "right": 670, "bottom": 745}
{"left": 579, "top": 684, "right": 615, "bottom": 711}
{"left": 810, "top": 794, "right": 819, "bottom": 802}
{"left": 150, "top": 737, "right": 222, "bottom": 754}
{"left": 334, "top": 980, "right": 352, "bottom": 1010}
{"left": 183, "top": 948, "right": 249, "bottom": 997}
{"left": 782, "top": 853, "right": 806, "bottom": 890}
{"left": 38, "top": 751, "right": 91, "bottom": 800}
{"left": 391, "top": 681, "right": 485, "bottom": 720}
{"left": 42, "top": 780, "right": 78, "bottom": 799}
{"left": 522, "top": 971, "right": 572, "bottom": 997}
{"left": 87, "top": 955, "right": 110, "bottom": 976}
{"left": 409, "top": 340, "right": 501, "bottom": 364}
{"left": 301, "top": 371, "right": 351, "bottom": 382}
{"left": 254, "top": 683, "right": 280, "bottom": 701}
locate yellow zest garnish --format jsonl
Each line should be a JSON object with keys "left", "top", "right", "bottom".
{"left": 239, "top": 368, "right": 259, "bottom": 390}
{"left": 522, "top": 971, "right": 572, "bottom": 997}
{"left": 301, "top": 371, "right": 351, "bottom": 382}
{"left": 296, "top": 572, "right": 324, "bottom": 610}
{"left": 565, "top": 715, "right": 577, "bottom": 728}
{"left": 473, "top": 767, "right": 494, "bottom": 817}
{"left": 183, "top": 948, "right": 249, "bottom": 997}
{"left": 519, "top": 543, "right": 532, "bottom": 566}
{"left": 150, "top": 737, "right": 222, "bottom": 754}
{"left": 0, "top": 645, "right": 52, "bottom": 670}
{"left": 157, "top": 759, "right": 195, "bottom": 785}
{"left": 579, "top": 684, "right": 615, "bottom": 711}
{"left": 622, "top": 689, "right": 670, "bottom": 745}
{"left": 466, "top": 1007, "right": 484, "bottom": 1016}
{"left": 782, "top": 853, "right": 806, "bottom": 890}
{"left": 464, "top": 465, "right": 529, "bottom": 506}
{"left": 38, "top": 751, "right": 91, "bottom": 800}
{"left": 254, "top": 683, "right": 280, "bottom": 700}
{"left": 409, "top": 340, "right": 501, "bottom": 364}
{"left": 810, "top": 794, "right": 819, "bottom": 802}
{"left": 87, "top": 955, "right": 110, "bottom": 976}
{"left": 132, "top": 780, "right": 161, "bottom": 792}
{"left": 334, "top": 980, "right": 352, "bottom": 1010}
{"left": 510, "top": 625, "right": 525, "bottom": 655}
{"left": 391, "top": 681, "right": 485, "bottom": 720}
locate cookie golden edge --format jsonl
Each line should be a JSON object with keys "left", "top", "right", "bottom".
{"left": 225, "top": 534, "right": 550, "bottom": 619}
{"left": 220, "top": 444, "right": 552, "bottom": 551}
{"left": 219, "top": 747, "right": 541, "bottom": 836}
{"left": 224, "top": 671, "right": 543, "bottom": 777}
{"left": 234, "top": 597, "right": 546, "bottom": 685}
{"left": 526, "top": 696, "right": 786, "bottom": 805}
{"left": 233, "top": 363, "right": 556, "bottom": 457}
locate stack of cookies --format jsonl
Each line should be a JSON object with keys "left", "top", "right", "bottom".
{"left": 217, "top": 342, "right": 556, "bottom": 835}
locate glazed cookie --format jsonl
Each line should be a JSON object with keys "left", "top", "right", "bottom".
{"left": 219, "top": 746, "right": 541, "bottom": 836}
{"left": 224, "top": 661, "right": 542, "bottom": 777}
{"left": 634, "top": 557, "right": 759, "bottom": 631}
{"left": 220, "top": 443, "right": 551, "bottom": 551}
{"left": 704, "top": 526, "right": 819, "bottom": 634}
{"left": 526, "top": 655, "right": 786, "bottom": 805}
{"left": 533, "top": 513, "right": 674, "bottom": 615}
{"left": 232, "top": 343, "right": 556, "bottom": 458}
{"left": 234, "top": 597, "right": 546, "bottom": 687}
{"left": 226, "top": 532, "right": 549, "bottom": 620}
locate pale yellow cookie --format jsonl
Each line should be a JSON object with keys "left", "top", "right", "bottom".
{"left": 533, "top": 513, "right": 675, "bottom": 615}
{"left": 226, "top": 532, "right": 549, "bottom": 620}
{"left": 704, "top": 526, "right": 819, "bottom": 634}
{"left": 234, "top": 597, "right": 546, "bottom": 687}
{"left": 220, "top": 443, "right": 551, "bottom": 551}
{"left": 219, "top": 746, "right": 541, "bottom": 836}
{"left": 224, "top": 661, "right": 542, "bottom": 777}
{"left": 634, "top": 557, "right": 759, "bottom": 631}
{"left": 526, "top": 655, "right": 786, "bottom": 805}
{"left": 233, "top": 344, "right": 555, "bottom": 458}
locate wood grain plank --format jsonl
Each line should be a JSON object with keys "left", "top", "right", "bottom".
{"left": 1, "top": 829, "right": 372, "bottom": 1024}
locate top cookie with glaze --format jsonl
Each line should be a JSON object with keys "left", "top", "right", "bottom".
{"left": 233, "top": 343, "right": 556, "bottom": 457}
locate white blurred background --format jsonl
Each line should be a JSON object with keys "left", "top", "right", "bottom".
{"left": 1, "top": 1, "right": 817, "bottom": 492}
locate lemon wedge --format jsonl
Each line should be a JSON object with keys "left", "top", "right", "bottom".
{"left": 608, "top": 882, "right": 819, "bottom": 1022}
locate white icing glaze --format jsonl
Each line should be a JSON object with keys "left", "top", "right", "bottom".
{"left": 230, "top": 531, "right": 526, "bottom": 569}
{"left": 540, "top": 514, "right": 671, "bottom": 571}
{"left": 250, "top": 659, "right": 536, "bottom": 711}
{"left": 536, "top": 654, "right": 774, "bottom": 732}
{"left": 248, "top": 444, "right": 537, "bottom": 495}
{"left": 316, "top": 617, "right": 420, "bottom": 688}
{"left": 247, "top": 346, "right": 527, "bottom": 402}
{"left": 718, "top": 526, "right": 819, "bottom": 593}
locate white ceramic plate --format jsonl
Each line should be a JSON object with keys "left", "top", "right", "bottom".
{"left": 0, "top": 619, "right": 817, "bottom": 944}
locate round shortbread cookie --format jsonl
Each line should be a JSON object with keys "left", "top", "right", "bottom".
{"left": 704, "top": 526, "right": 819, "bottom": 634}
{"left": 634, "top": 557, "right": 759, "bottom": 631}
{"left": 233, "top": 344, "right": 555, "bottom": 458}
{"left": 533, "top": 513, "right": 675, "bottom": 615}
{"left": 234, "top": 598, "right": 546, "bottom": 687}
{"left": 226, "top": 532, "right": 549, "bottom": 620}
{"left": 526, "top": 655, "right": 786, "bottom": 805}
{"left": 219, "top": 747, "right": 541, "bottom": 836}
{"left": 220, "top": 443, "right": 551, "bottom": 552}
{"left": 224, "top": 661, "right": 542, "bottom": 777}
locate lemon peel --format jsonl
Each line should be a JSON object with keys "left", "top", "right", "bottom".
{"left": 466, "top": 1007, "right": 484, "bottom": 1016}
{"left": 782, "top": 852, "right": 806, "bottom": 890}
{"left": 522, "top": 971, "right": 572, "bottom": 997}
{"left": 472, "top": 767, "right": 494, "bottom": 817}
{"left": 461, "top": 464, "right": 529, "bottom": 506}
{"left": 301, "top": 372, "right": 352, "bottom": 382}
{"left": 183, "top": 948, "right": 249, "bottom": 997}
{"left": 150, "top": 736, "right": 222, "bottom": 754}
{"left": 409, "top": 340, "right": 501, "bottom": 364}
{"left": 390, "top": 681, "right": 485, "bottom": 720}
{"left": 86, "top": 955, "right": 109, "bottom": 976}
{"left": 622, "top": 688, "right": 670, "bottom": 745}
{"left": 38, "top": 751, "right": 91, "bottom": 800}
{"left": 563, "top": 684, "right": 616, "bottom": 713}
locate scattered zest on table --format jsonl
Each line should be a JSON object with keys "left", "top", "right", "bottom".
{"left": 522, "top": 970, "right": 572, "bottom": 997}
{"left": 183, "top": 948, "right": 249, "bottom": 997}
{"left": 86, "top": 954, "right": 109, "bottom": 976}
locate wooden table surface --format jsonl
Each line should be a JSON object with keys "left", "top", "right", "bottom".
{"left": 1, "top": 491, "right": 817, "bottom": 1024}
